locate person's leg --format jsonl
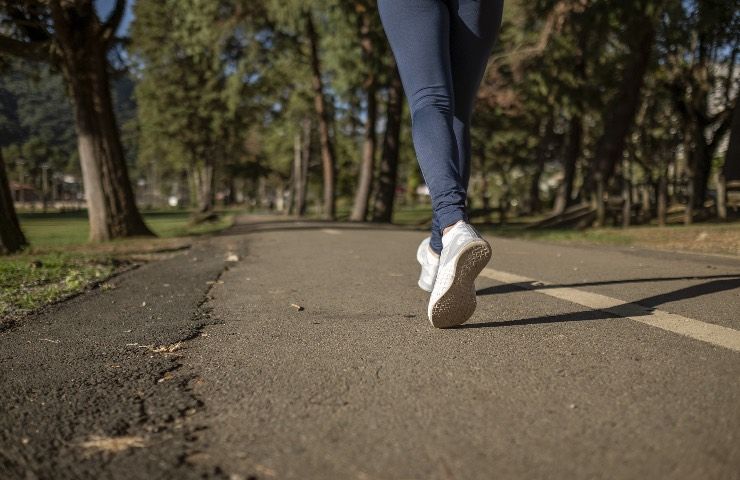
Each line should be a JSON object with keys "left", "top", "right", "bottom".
{"left": 448, "top": 0, "right": 504, "bottom": 191}
{"left": 378, "top": 0, "right": 465, "bottom": 254}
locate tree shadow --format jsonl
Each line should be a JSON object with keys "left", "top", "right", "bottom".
{"left": 218, "top": 218, "right": 426, "bottom": 237}
{"left": 475, "top": 274, "right": 740, "bottom": 297}
{"left": 458, "top": 276, "right": 740, "bottom": 329}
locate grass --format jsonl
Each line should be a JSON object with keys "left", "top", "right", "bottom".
{"left": 18, "top": 209, "right": 232, "bottom": 248}
{"left": 391, "top": 204, "right": 433, "bottom": 226}
{"left": 480, "top": 221, "right": 740, "bottom": 256}
{"left": 1, "top": 209, "right": 236, "bottom": 327}
{"left": 0, "top": 252, "right": 119, "bottom": 322}
{"left": 384, "top": 205, "right": 740, "bottom": 256}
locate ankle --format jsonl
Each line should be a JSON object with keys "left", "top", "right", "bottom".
{"left": 442, "top": 220, "right": 465, "bottom": 236}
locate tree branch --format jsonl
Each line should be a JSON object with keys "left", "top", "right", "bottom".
{"left": 101, "top": 0, "right": 127, "bottom": 46}
{"left": 0, "top": 34, "right": 49, "bottom": 61}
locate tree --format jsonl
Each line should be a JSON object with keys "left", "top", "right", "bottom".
{"left": 0, "top": 0, "right": 153, "bottom": 241}
{"left": 349, "top": 2, "right": 381, "bottom": 222}
{"left": 133, "top": 0, "right": 269, "bottom": 215}
{"left": 664, "top": 0, "right": 739, "bottom": 222}
{"left": 0, "top": 147, "right": 25, "bottom": 254}
{"left": 718, "top": 102, "right": 740, "bottom": 219}
{"left": 305, "top": 11, "right": 337, "bottom": 219}
{"left": 589, "top": 1, "right": 661, "bottom": 226}
{"left": 372, "top": 64, "right": 403, "bottom": 222}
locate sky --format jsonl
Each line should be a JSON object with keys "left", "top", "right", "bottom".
{"left": 94, "top": 0, "right": 135, "bottom": 36}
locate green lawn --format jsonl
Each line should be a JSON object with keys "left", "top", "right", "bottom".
{"left": 480, "top": 222, "right": 740, "bottom": 256}
{"left": 18, "top": 209, "right": 232, "bottom": 247}
{"left": 386, "top": 206, "right": 739, "bottom": 256}
{"left": 1, "top": 209, "right": 236, "bottom": 327}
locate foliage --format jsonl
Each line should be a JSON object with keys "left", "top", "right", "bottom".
{"left": 2, "top": 0, "right": 738, "bottom": 227}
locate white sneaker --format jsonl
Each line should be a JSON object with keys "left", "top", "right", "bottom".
{"left": 416, "top": 237, "right": 439, "bottom": 292}
{"left": 428, "top": 222, "right": 492, "bottom": 328}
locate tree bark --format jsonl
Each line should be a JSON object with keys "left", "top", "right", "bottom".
{"left": 716, "top": 174, "right": 727, "bottom": 220}
{"left": 350, "top": 9, "right": 379, "bottom": 222}
{"left": 657, "top": 164, "right": 667, "bottom": 226}
{"left": 289, "top": 118, "right": 311, "bottom": 217}
{"left": 349, "top": 88, "right": 378, "bottom": 221}
{"left": 297, "top": 118, "right": 311, "bottom": 216}
{"left": 305, "top": 11, "right": 336, "bottom": 220}
{"left": 688, "top": 129, "right": 713, "bottom": 213}
{"left": 554, "top": 116, "right": 581, "bottom": 214}
{"left": 0, "top": 149, "right": 27, "bottom": 254}
{"left": 621, "top": 159, "right": 631, "bottom": 227}
{"left": 195, "top": 159, "right": 215, "bottom": 214}
{"left": 51, "top": 1, "right": 152, "bottom": 241}
{"left": 372, "top": 65, "right": 403, "bottom": 223}
{"left": 288, "top": 130, "right": 301, "bottom": 215}
{"left": 723, "top": 101, "right": 740, "bottom": 182}
{"left": 528, "top": 116, "right": 555, "bottom": 214}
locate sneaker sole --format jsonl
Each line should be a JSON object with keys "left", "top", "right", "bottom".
{"left": 429, "top": 240, "right": 492, "bottom": 328}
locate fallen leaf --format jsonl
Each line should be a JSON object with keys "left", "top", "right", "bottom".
{"left": 80, "top": 435, "right": 146, "bottom": 453}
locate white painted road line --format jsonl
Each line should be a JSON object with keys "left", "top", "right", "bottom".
{"left": 479, "top": 268, "right": 740, "bottom": 353}
{"left": 321, "top": 228, "right": 342, "bottom": 235}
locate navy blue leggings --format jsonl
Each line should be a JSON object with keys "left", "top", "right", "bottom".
{"left": 378, "top": 0, "right": 503, "bottom": 253}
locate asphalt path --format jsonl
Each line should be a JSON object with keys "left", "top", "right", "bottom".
{"left": 2, "top": 216, "right": 739, "bottom": 479}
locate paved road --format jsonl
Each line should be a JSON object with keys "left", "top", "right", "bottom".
{"left": 2, "top": 216, "right": 739, "bottom": 479}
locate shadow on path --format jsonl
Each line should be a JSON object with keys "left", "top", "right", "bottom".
{"left": 460, "top": 276, "right": 740, "bottom": 329}
{"left": 476, "top": 274, "right": 740, "bottom": 297}
{"left": 219, "top": 217, "right": 426, "bottom": 238}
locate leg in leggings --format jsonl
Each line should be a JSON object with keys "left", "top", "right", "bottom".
{"left": 378, "top": 0, "right": 503, "bottom": 253}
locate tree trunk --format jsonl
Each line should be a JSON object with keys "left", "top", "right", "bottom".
{"left": 499, "top": 182, "right": 509, "bottom": 226}
{"left": 306, "top": 12, "right": 336, "bottom": 220}
{"left": 621, "top": 159, "right": 631, "bottom": 227}
{"left": 349, "top": 90, "right": 377, "bottom": 221}
{"left": 716, "top": 174, "right": 727, "bottom": 220}
{"left": 0, "top": 150, "right": 27, "bottom": 254}
{"left": 657, "top": 165, "right": 667, "bottom": 226}
{"left": 372, "top": 66, "right": 403, "bottom": 223}
{"left": 53, "top": 3, "right": 152, "bottom": 242}
{"left": 718, "top": 101, "right": 740, "bottom": 220}
{"left": 195, "top": 159, "right": 215, "bottom": 214}
{"left": 289, "top": 118, "right": 311, "bottom": 217}
{"left": 529, "top": 116, "right": 555, "bottom": 214}
{"left": 590, "top": 17, "right": 655, "bottom": 226}
{"left": 350, "top": 10, "right": 380, "bottom": 222}
{"left": 688, "top": 135, "right": 712, "bottom": 212}
{"left": 554, "top": 116, "right": 581, "bottom": 214}
{"left": 297, "top": 118, "right": 311, "bottom": 216}
{"left": 288, "top": 130, "right": 300, "bottom": 215}
{"left": 723, "top": 101, "right": 740, "bottom": 182}
{"left": 594, "top": 178, "right": 606, "bottom": 227}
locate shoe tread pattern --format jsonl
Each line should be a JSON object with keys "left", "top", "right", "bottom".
{"left": 429, "top": 240, "right": 491, "bottom": 328}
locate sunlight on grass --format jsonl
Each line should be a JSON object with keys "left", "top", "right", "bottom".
{"left": 1, "top": 209, "right": 236, "bottom": 326}
{"left": 482, "top": 222, "right": 740, "bottom": 256}
{"left": 0, "top": 252, "right": 117, "bottom": 323}
{"left": 17, "top": 209, "right": 233, "bottom": 247}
